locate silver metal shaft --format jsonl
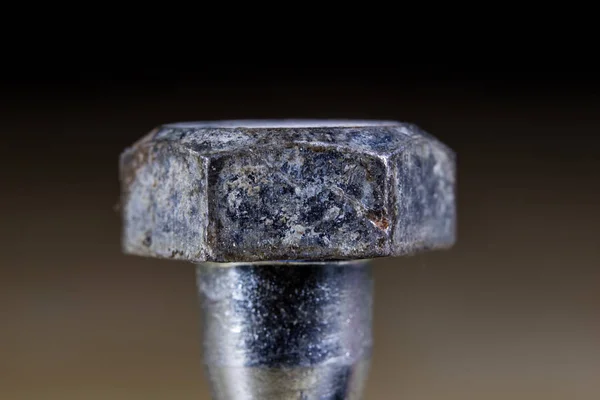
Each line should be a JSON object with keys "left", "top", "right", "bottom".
{"left": 196, "top": 260, "right": 373, "bottom": 400}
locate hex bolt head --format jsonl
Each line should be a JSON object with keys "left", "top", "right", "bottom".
{"left": 119, "top": 120, "right": 456, "bottom": 263}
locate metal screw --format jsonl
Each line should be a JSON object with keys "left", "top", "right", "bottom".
{"left": 119, "top": 120, "right": 456, "bottom": 399}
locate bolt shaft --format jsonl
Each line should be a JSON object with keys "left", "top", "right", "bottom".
{"left": 196, "top": 261, "right": 373, "bottom": 400}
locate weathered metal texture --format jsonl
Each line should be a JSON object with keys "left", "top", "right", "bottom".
{"left": 119, "top": 120, "right": 456, "bottom": 263}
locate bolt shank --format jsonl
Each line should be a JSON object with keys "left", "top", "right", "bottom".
{"left": 196, "top": 261, "right": 373, "bottom": 400}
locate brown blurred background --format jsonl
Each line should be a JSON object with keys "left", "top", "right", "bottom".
{"left": 1, "top": 63, "right": 599, "bottom": 399}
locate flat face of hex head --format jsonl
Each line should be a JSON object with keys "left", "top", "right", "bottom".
{"left": 119, "top": 120, "right": 456, "bottom": 263}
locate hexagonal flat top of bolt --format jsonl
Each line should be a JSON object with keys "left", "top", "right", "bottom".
{"left": 119, "top": 120, "right": 456, "bottom": 263}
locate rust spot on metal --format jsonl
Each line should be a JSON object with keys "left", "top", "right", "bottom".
{"left": 366, "top": 210, "right": 389, "bottom": 231}
{"left": 371, "top": 216, "right": 389, "bottom": 231}
{"left": 120, "top": 127, "right": 162, "bottom": 190}
{"left": 120, "top": 145, "right": 150, "bottom": 189}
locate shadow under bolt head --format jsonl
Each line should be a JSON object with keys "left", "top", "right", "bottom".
{"left": 119, "top": 119, "right": 456, "bottom": 263}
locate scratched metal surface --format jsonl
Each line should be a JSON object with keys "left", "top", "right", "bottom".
{"left": 119, "top": 120, "right": 456, "bottom": 263}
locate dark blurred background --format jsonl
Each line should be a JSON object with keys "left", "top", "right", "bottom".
{"left": 1, "top": 63, "right": 599, "bottom": 399}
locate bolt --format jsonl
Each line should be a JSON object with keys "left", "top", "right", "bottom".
{"left": 119, "top": 120, "right": 456, "bottom": 399}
